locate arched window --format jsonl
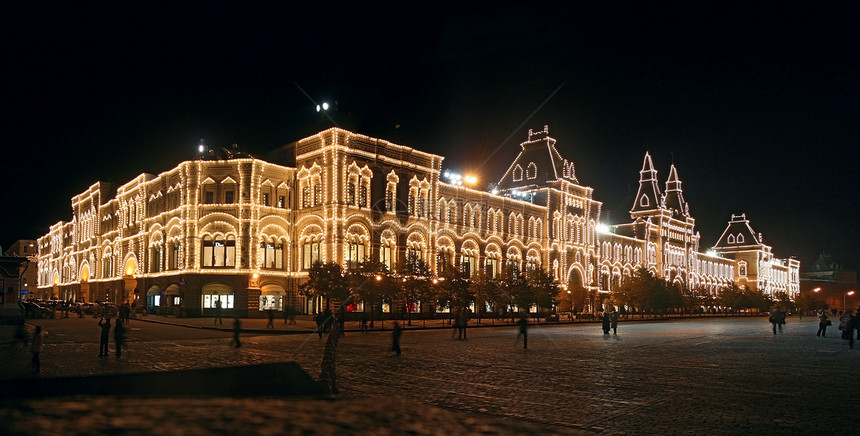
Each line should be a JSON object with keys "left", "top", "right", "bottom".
{"left": 736, "top": 233, "right": 745, "bottom": 244}
{"left": 512, "top": 164, "right": 523, "bottom": 181}
{"left": 527, "top": 162, "right": 537, "bottom": 179}
{"left": 347, "top": 180, "right": 356, "bottom": 205}
{"left": 727, "top": 234, "right": 735, "bottom": 244}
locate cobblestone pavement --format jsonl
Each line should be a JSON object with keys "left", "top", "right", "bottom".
{"left": 1, "top": 317, "right": 858, "bottom": 435}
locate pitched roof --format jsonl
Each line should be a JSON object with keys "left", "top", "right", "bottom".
{"left": 713, "top": 213, "right": 762, "bottom": 249}
{"left": 630, "top": 152, "right": 662, "bottom": 216}
{"left": 496, "top": 125, "right": 577, "bottom": 190}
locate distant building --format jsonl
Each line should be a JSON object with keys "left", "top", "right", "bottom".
{"left": 4, "top": 240, "right": 39, "bottom": 300}
{"left": 712, "top": 214, "right": 800, "bottom": 297}
{"left": 799, "top": 253, "right": 857, "bottom": 311}
{"left": 36, "top": 126, "right": 799, "bottom": 317}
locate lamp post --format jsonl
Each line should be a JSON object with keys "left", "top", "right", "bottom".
{"left": 845, "top": 291, "right": 855, "bottom": 312}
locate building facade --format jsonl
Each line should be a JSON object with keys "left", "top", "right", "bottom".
{"left": 36, "top": 127, "right": 799, "bottom": 316}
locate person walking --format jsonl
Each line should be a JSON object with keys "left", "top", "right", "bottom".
{"left": 392, "top": 321, "right": 402, "bottom": 355}
{"left": 266, "top": 309, "right": 274, "bottom": 329}
{"left": 31, "top": 325, "right": 44, "bottom": 374}
{"left": 517, "top": 315, "right": 529, "bottom": 349}
{"left": 114, "top": 319, "right": 126, "bottom": 358}
{"left": 98, "top": 317, "right": 111, "bottom": 357}
{"left": 817, "top": 311, "right": 830, "bottom": 337}
{"left": 214, "top": 299, "right": 223, "bottom": 325}
{"left": 770, "top": 307, "right": 786, "bottom": 335}
{"left": 601, "top": 311, "right": 611, "bottom": 335}
{"left": 315, "top": 311, "right": 325, "bottom": 339}
{"left": 231, "top": 317, "right": 242, "bottom": 348}
{"left": 610, "top": 311, "right": 619, "bottom": 335}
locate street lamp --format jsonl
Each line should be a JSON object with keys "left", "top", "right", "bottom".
{"left": 845, "top": 291, "right": 855, "bottom": 312}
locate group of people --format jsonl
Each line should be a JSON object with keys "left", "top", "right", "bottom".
{"left": 818, "top": 309, "right": 858, "bottom": 348}
{"left": 97, "top": 316, "right": 125, "bottom": 357}
{"left": 601, "top": 310, "right": 620, "bottom": 335}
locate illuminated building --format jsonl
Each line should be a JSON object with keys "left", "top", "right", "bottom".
{"left": 36, "top": 126, "right": 799, "bottom": 316}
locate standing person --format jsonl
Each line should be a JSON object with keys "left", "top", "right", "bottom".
{"left": 610, "top": 311, "right": 619, "bottom": 335}
{"left": 392, "top": 321, "right": 402, "bottom": 355}
{"left": 360, "top": 311, "right": 368, "bottom": 332}
{"left": 839, "top": 310, "right": 854, "bottom": 348}
{"left": 601, "top": 311, "right": 611, "bottom": 335}
{"left": 214, "top": 299, "right": 223, "bottom": 325}
{"left": 315, "top": 311, "right": 324, "bottom": 339}
{"left": 31, "top": 326, "right": 44, "bottom": 374}
{"left": 517, "top": 315, "right": 529, "bottom": 349}
{"left": 232, "top": 317, "right": 242, "bottom": 348}
{"left": 266, "top": 309, "right": 274, "bottom": 329}
{"left": 13, "top": 320, "right": 28, "bottom": 347}
{"left": 817, "top": 311, "right": 830, "bottom": 337}
{"left": 856, "top": 307, "right": 860, "bottom": 342}
{"left": 459, "top": 309, "right": 468, "bottom": 339}
{"left": 773, "top": 307, "right": 786, "bottom": 334}
{"left": 114, "top": 319, "right": 126, "bottom": 358}
{"left": 98, "top": 317, "right": 111, "bottom": 357}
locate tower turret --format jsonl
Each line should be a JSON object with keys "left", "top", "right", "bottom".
{"left": 630, "top": 152, "right": 662, "bottom": 217}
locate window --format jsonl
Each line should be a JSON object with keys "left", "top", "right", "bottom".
{"left": 203, "top": 294, "right": 234, "bottom": 309}
{"left": 170, "top": 243, "right": 181, "bottom": 270}
{"left": 513, "top": 164, "right": 523, "bottom": 181}
{"left": 278, "top": 196, "right": 285, "bottom": 208}
{"left": 261, "top": 239, "right": 284, "bottom": 269}
{"left": 302, "top": 241, "right": 321, "bottom": 270}
{"left": 262, "top": 193, "right": 270, "bottom": 206}
{"left": 359, "top": 184, "right": 368, "bottom": 207}
{"left": 347, "top": 181, "right": 356, "bottom": 205}
{"left": 736, "top": 233, "right": 745, "bottom": 244}
{"left": 385, "top": 187, "right": 395, "bottom": 212}
{"left": 204, "top": 191, "right": 215, "bottom": 204}
{"left": 527, "top": 162, "right": 537, "bottom": 179}
{"left": 485, "top": 258, "right": 498, "bottom": 279}
{"left": 202, "top": 236, "right": 235, "bottom": 268}
{"left": 438, "top": 251, "right": 453, "bottom": 273}
{"left": 461, "top": 254, "right": 474, "bottom": 278}
{"left": 380, "top": 244, "right": 394, "bottom": 271}
{"left": 406, "top": 247, "right": 422, "bottom": 263}
{"left": 224, "top": 190, "right": 234, "bottom": 204}
{"left": 739, "top": 261, "right": 747, "bottom": 277}
{"left": 346, "top": 243, "right": 365, "bottom": 268}
{"left": 151, "top": 247, "right": 162, "bottom": 273}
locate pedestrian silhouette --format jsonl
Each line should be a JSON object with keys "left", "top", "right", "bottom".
{"left": 602, "top": 311, "right": 611, "bottom": 335}
{"left": 31, "top": 325, "right": 44, "bottom": 374}
{"left": 266, "top": 309, "right": 274, "bottom": 329}
{"left": 817, "top": 311, "right": 830, "bottom": 337}
{"left": 114, "top": 320, "right": 126, "bottom": 357}
{"left": 517, "top": 315, "right": 528, "bottom": 349}
{"left": 214, "top": 299, "right": 223, "bottom": 325}
{"left": 392, "top": 322, "right": 402, "bottom": 355}
{"left": 232, "top": 317, "right": 242, "bottom": 348}
{"left": 13, "top": 321, "right": 28, "bottom": 347}
{"left": 98, "top": 317, "right": 111, "bottom": 357}
{"left": 611, "top": 311, "right": 619, "bottom": 335}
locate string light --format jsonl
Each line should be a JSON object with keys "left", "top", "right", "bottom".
{"left": 36, "top": 126, "right": 798, "bottom": 303}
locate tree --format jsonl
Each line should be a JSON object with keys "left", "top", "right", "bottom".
{"left": 470, "top": 269, "right": 501, "bottom": 323}
{"left": 299, "top": 261, "right": 349, "bottom": 312}
{"left": 396, "top": 255, "right": 432, "bottom": 326}
{"left": 348, "top": 259, "right": 394, "bottom": 327}
{"left": 526, "top": 267, "right": 559, "bottom": 315}
{"left": 567, "top": 274, "right": 589, "bottom": 316}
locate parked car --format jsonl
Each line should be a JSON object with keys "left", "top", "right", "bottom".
{"left": 20, "top": 301, "right": 51, "bottom": 319}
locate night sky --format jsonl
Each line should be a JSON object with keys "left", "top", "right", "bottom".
{"left": 4, "top": 3, "right": 859, "bottom": 270}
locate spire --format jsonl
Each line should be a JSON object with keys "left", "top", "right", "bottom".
{"left": 663, "top": 164, "right": 689, "bottom": 218}
{"left": 630, "top": 152, "right": 662, "bottom": 217}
